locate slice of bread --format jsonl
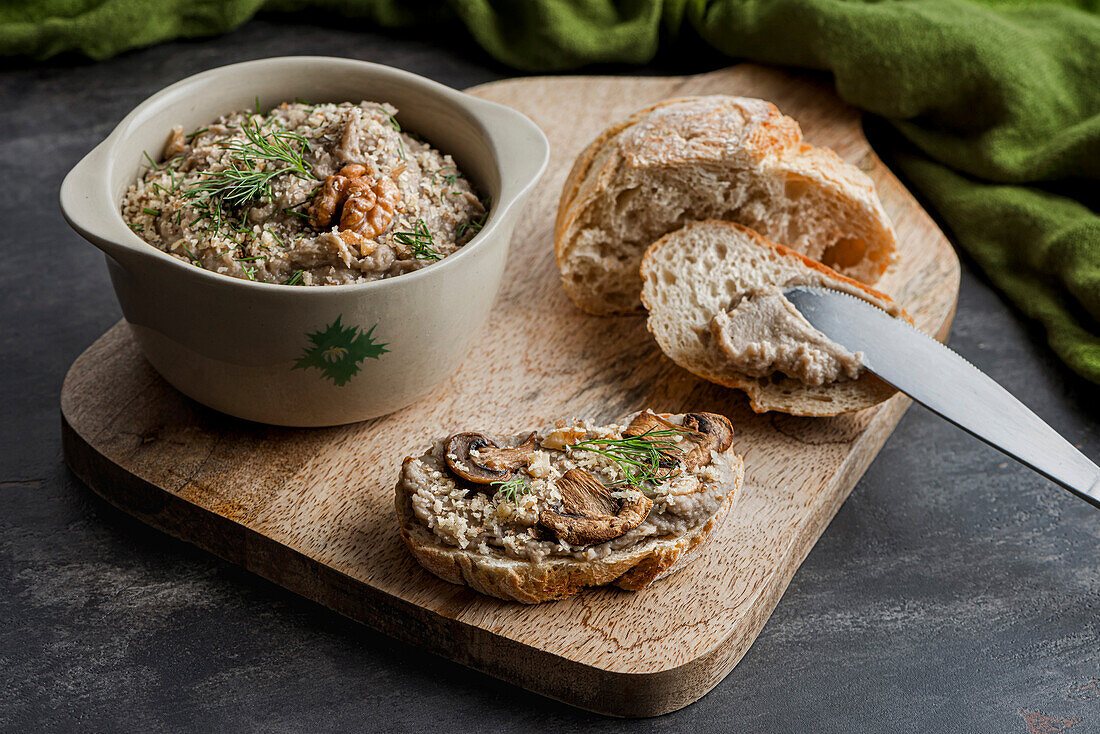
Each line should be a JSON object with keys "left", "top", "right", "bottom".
{"left": 640, "top": 221, "right": 908, "bottom": 416}
{"left": 555, "top": 95, "right": 898, "bottom": 315}
{"left": 395, "top": 412, "right": 745, "bottom": 604}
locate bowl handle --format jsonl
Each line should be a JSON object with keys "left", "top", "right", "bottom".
{"left": 59, "top": 142, "right": 135, "bottom": 263}
{"left": 466, "top": 98, "right": 550, "bottom": 209}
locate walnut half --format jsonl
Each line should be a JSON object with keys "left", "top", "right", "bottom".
{"left": 309, "top": 164, "right": 403, "bottom": 253}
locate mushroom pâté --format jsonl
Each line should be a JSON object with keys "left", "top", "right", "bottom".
{"left": 444, "top": 432, "right": 539, "bottom": 486}
{"left": 538, "top": 468, "right": 654, "bottom": 546}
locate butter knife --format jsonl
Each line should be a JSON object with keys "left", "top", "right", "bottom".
{"left": 785, "top": 286, "right": 1100, "bottom": 508}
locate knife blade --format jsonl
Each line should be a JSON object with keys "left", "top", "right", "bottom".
{"left": 785, "top": 286, "right": 1100, "bottom": 508}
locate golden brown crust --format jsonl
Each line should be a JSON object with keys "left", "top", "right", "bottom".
{"left": 555, "top": 95, "right": 898, "bottom": 315}
{"left": 612, "top": 491, "right": 732, "bottom": 591}
{"left": 395, "top": 427, "right": 745, "bottom": 604}
{"left": 554, "top": 97, "right": 703, "bottom": 266}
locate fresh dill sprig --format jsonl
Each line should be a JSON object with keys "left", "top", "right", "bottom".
{"left": 183, "top": 117, "right": 314, "bottom": 211}
{"left": 376, "top": 106, "right": 400, "bottom": 131}
{"left": 567, "top": 428, "right": 688, "bottom": 488}
{"left": 145, "top": 151, "right": 184, "bottom": 172}
{"left": 142, "top": 207, "right": 160, "bottom": 217}
{"left": 431, "top": 165, "right": 457, "bottom": 184}
{"left": 392, "top": 219, "right": 441, "bottom": 260}
{"left": 374, "top": 106, "right": 407, "bottom": 162}
{"left": 185, "top": 127, "right": 209, "bottom": 141}
{"left": 180, "top": 244, "right": 200, "bottom": 264}
{"left": 188, "top": 195, "right": 225, "bottom": 234}
{"left": 431, "top": 165, "right": 460, "bottom": 193}
{"left": 455, "top": 210, "right": 488, "bottom": 241}
{"left": 233, "top": 255, "right": 266, "bottom": 262}
{"left": 491, "top": 475, "right": 531, "bottom": 505}
{"left": 283, "top": 269, "right": 304, "bottom": 286}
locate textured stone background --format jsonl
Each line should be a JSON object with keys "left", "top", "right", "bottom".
{"left": 1, "top": 17, "right": 1097, "bottom": 733}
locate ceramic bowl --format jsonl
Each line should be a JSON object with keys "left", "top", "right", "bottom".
{"left": 60, "top": 57, "right": 548, "bottom": 427}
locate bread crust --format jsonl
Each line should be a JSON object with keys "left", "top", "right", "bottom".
{"left": 640, "top": 220, "right": 911, "bottom": 417}
{"left": 555, "top": 95, "right": 897, "bottom": 315}
{"left": 394, "top": 422, "right": 745, "bottom": 604}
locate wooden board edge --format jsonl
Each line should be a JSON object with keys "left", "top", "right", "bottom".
{"left": 61, "top": 407, "right": 764, "bottom": 717}
{"left": 58, "top": 388, "right": 918, "bottom": 718}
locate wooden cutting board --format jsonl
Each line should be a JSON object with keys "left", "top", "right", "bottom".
{"left": 61, "top": 65, "right": 960, "bottom": 717}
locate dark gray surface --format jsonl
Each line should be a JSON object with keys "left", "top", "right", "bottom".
{"left": 1, "top": 17, "right": 1098, "bottom": 734}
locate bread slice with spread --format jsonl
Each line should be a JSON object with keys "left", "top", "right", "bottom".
{"left": 640, "top": 220, "right": 909, "bottom": 416}
{"left": 395, "top": 411, "right": 744, "bottom": 603}
{"left": 555, "top": 95, "right": 897, "bottom": 315}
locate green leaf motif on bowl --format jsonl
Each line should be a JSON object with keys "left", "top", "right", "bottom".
{"left": 294, "top": 315, "right": 388, "bottom": 386}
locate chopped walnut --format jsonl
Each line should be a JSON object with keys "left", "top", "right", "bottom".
{"left": 540, "top": 424, "right": 589, "bottom": 451}
{"left": 309, "top": 164, "right": 403, "bottom": 254}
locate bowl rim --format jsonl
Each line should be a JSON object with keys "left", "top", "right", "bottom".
{"left": 60, "top": 55, "right": 550, "bottom": 298}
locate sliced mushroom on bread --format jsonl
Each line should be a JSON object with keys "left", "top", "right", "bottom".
{"left": 555, "top": 95, "right": 898, "bottom": 315}
{"left": 444, "top": 432, "right": 539, "bottom": 485}
{"left": 537, "top": 468, "right": 654, "bottom": 546}
{"left": 640, "top": 220, "right": 910, "bottom": 417}
{"left": 395, "top": 411, "right": 744, "bottom": 604}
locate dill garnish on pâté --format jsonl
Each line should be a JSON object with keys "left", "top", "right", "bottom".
{"left": 491, "top": 475, "right": 531, "bottom": 505}
{"left": 183, "top": 117, "right": 315, "bottom": 213}
{"left": 431, "top": 165, "right": 460, "bottom": 193}
{"left": 455, "top": 210, "right": 488, "bottom": 241}
{"left": 375, "top": 105, "right": 406, "bottom": 162}
{"left": 567, "top": 428, "right": 688, "bottom": 488}
{"left": 392, "top": 219, "right": 442, "bottom": 260}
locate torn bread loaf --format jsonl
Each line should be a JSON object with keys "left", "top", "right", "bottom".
{"left": 555, "top": 95, "right": 898, "bottom": 315}
{"left": 395, "top": 411, "right": 744, "bottom": 603}
{"left": 640, "top": 220, "right": 909, "bottom": 416}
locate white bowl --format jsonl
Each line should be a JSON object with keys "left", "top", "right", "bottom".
{"left": 60, "top": 57, "right": 548, "bottom": 426}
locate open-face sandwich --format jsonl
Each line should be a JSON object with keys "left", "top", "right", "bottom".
{"left": 395, "top": 411, "right": 745, "bottom": 603}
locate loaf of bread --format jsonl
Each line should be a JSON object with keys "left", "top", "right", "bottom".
{"left": 640, "top": 221, "right": 908, "bottom": 416}
{"left": 395, "top": 411, "right": 744, "bottom": 603}
{"left": 555, "top": 95, "right": 898, "bottom": 315}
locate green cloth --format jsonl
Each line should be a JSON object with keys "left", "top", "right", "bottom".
{"left": 7, "top": 1, "right": 1099, "bottom": 382}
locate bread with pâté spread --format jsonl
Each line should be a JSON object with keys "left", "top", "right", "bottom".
{"left": 395, "top": 410, "right": 744, "bottom": 603}
{"left": 640, "top": 220, "right": 910, "bottom": 416}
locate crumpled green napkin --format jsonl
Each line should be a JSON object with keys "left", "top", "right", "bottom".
{"left": 9, "top": 0, "right": 1098, "bottom": 382}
